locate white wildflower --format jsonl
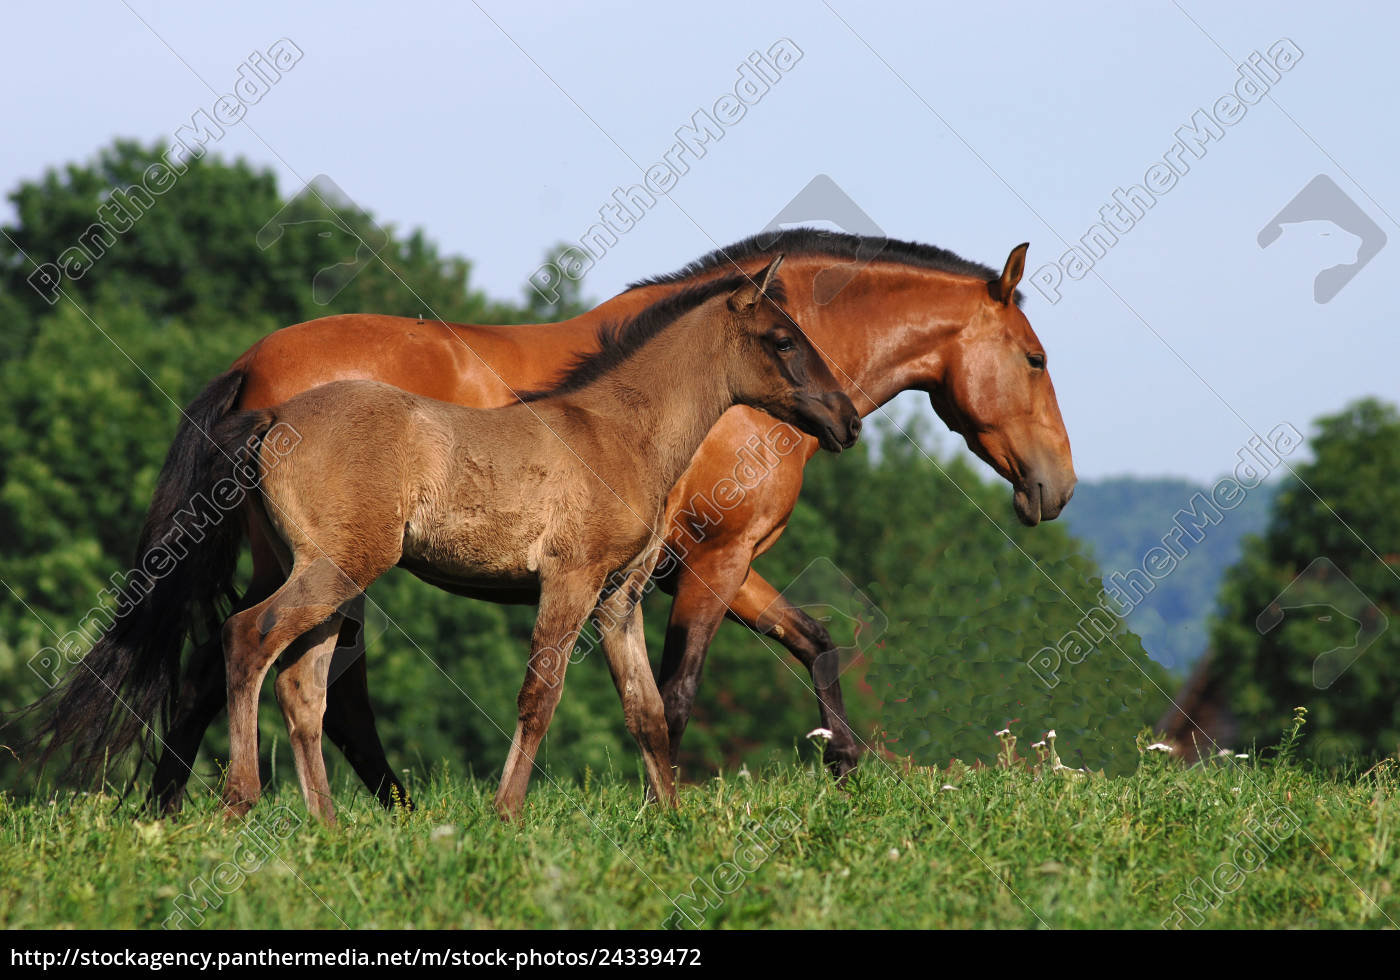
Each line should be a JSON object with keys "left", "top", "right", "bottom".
{"left": 1145, "top": 743, "right": 1174, "bottom": 753}
{"left": 806, "top": 727, "right": 835, "bottom": 742}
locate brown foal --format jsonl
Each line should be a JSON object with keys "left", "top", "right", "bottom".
{"left": 211, "top": 259, "right": 858, "bottom": 820}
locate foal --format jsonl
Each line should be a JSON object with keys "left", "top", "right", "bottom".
{"left": 213, "top": 257, "right": 860, "bottom": 821}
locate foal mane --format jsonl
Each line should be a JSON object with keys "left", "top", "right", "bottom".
{"left": 627, "top": 228, "right": 1024, "bottom": 307}
{"left": 518, "top": 272, "right": 787, "bottom": 402}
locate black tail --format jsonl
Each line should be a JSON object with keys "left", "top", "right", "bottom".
{"left": 13, "top": 368, "right": 268, "bottom": 785}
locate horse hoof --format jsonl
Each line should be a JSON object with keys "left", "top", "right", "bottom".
{"left": 825, "top": 749, "right": 861, "bottom": 784}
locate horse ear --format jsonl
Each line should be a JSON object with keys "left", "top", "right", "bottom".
{"left": 990, "top": 243, "right": 1029, "bottom": 306}
{"left": 729, "top": 254, "right": 785, "bottom": 312}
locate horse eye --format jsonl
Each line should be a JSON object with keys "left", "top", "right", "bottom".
{"left": 1027, "top": 353, "right": 1046, "bottom": 370}
{"left": 775, "top": 337, "right": 796, "bottom": 353}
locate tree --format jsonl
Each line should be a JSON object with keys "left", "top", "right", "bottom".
{"left": 1209, "top": 399, "right": 1400, "bottom": 764}
{"left": 1062, "top": 477, "right": 1275, "bottom": 672}
{"left": 0, "top": 141, "right": 513, "bottom": 361}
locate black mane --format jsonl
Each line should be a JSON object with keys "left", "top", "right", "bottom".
{"left": 627, "top": 228, "right": 1023, "bottom": 306}
{"left": 519, "top": 272, "right": 786, "bottom": 402}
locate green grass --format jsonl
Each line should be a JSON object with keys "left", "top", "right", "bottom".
{"left": 1, "top": 749, "right": 1397, "bottom": 930}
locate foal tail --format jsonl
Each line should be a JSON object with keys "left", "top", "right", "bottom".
{"left": 13, "top": 368, "right": 270, "bottom": 784}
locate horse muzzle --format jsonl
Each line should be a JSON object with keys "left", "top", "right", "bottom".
{"left": 1012, "top": 473, "right": 1076, "bottom": 527}
{"left": 816, "top": 391, "right": 862, "bottom": 452}
{"left": 784, "top": 391, "right": 861, "bottom": 453}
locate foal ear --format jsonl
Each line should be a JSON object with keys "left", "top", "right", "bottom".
{"left": 989, "top": 243, "right": 1029, "bottom": 306}
{"left": 728, "top": 254, "right": 785, "bottom": 312}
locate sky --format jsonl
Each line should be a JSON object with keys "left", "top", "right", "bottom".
{"left": 5, "top": 1, "right": 1397, "bottom": 483}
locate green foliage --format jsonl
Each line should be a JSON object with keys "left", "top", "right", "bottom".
{"left": 1063, "top": 477, "right": 1276, "bottom": 671}
{"left": 845, "top": 422, "right": 1172, "bottom": 776}
{"left": 0, "top": 141, "right": 520, "bottom": 361}
{"left": 1210, "top": 398, "right": 1400, "bottom": 764}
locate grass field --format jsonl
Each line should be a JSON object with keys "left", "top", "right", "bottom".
{"left": 2, "top": 734, "right": 1397, "bottom": 931}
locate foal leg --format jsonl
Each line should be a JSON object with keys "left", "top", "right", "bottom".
{"left": 595, "top": 566, "right": 676, "bottom": 808}
{"left": 321, "top": 595, "right": 412, "bottom": 810}
{"left": 222, "top": 558, "right": 369, "bottom": 817}
{"left": 274, "top": 615, "right": 344, "bottom": 823}
{"left": 729, "top": 571, "right": 862, "bottom": 779}
{"left": 495, "top": 569, "right": 603, "bottom": 821}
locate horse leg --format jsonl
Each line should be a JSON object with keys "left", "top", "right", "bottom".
{"left": 495, "top": 569, "right": 602, "bottom": 821}
{"left": 655, "top": 547, "right": 755, "bottom": 769}
{"left": 274, "top": 615, "right": 344, "bottom": 823}
{"left": 321, "top": 595, "right": 412, "bottom": 810}
{"left": 728, "top": 571, "right": 862, "bottom": 779}
{"left": 222, "top": 558, "right": 369, "bottom": 817}
{"left": 148, "top": 554, "right": 283, "bottom": 815}
{"left": 595, "top": 564, "right": 676, "bottom": 807}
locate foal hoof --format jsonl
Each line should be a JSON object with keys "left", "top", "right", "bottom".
{"left": 220, "top": 796, "right": 255, "bottom": 821}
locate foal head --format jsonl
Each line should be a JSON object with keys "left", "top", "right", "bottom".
{"left": 717, "top": 255, "right": 861, "bottom": 453}
{"left": 928, "top": 243, "right": 1076, "bottom": 526}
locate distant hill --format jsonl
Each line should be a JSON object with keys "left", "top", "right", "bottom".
{"left": 1061, "top": 476, "right": 1278, "bottom": 674}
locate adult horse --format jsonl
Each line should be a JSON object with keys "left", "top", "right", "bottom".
{"left": 43, "top": 229, "right": 1076, "bottom": 811}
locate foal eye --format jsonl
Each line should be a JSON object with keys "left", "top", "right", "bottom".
{"left": 775, "top": 338, "right": 796, "bottom": 353}
{"left": 1027, "top": 353, "right": 1046, "bottom": 370}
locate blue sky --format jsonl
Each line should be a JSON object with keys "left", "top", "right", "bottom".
{"left": 7, "top": 1, "right": 1396, "bottom": 482}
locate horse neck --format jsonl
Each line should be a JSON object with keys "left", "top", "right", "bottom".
{"left": 761, "top": 257, "right": 982, "bottom": 414}
{"left": 567, "top": 313, "right": 735, "bottom": 493}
